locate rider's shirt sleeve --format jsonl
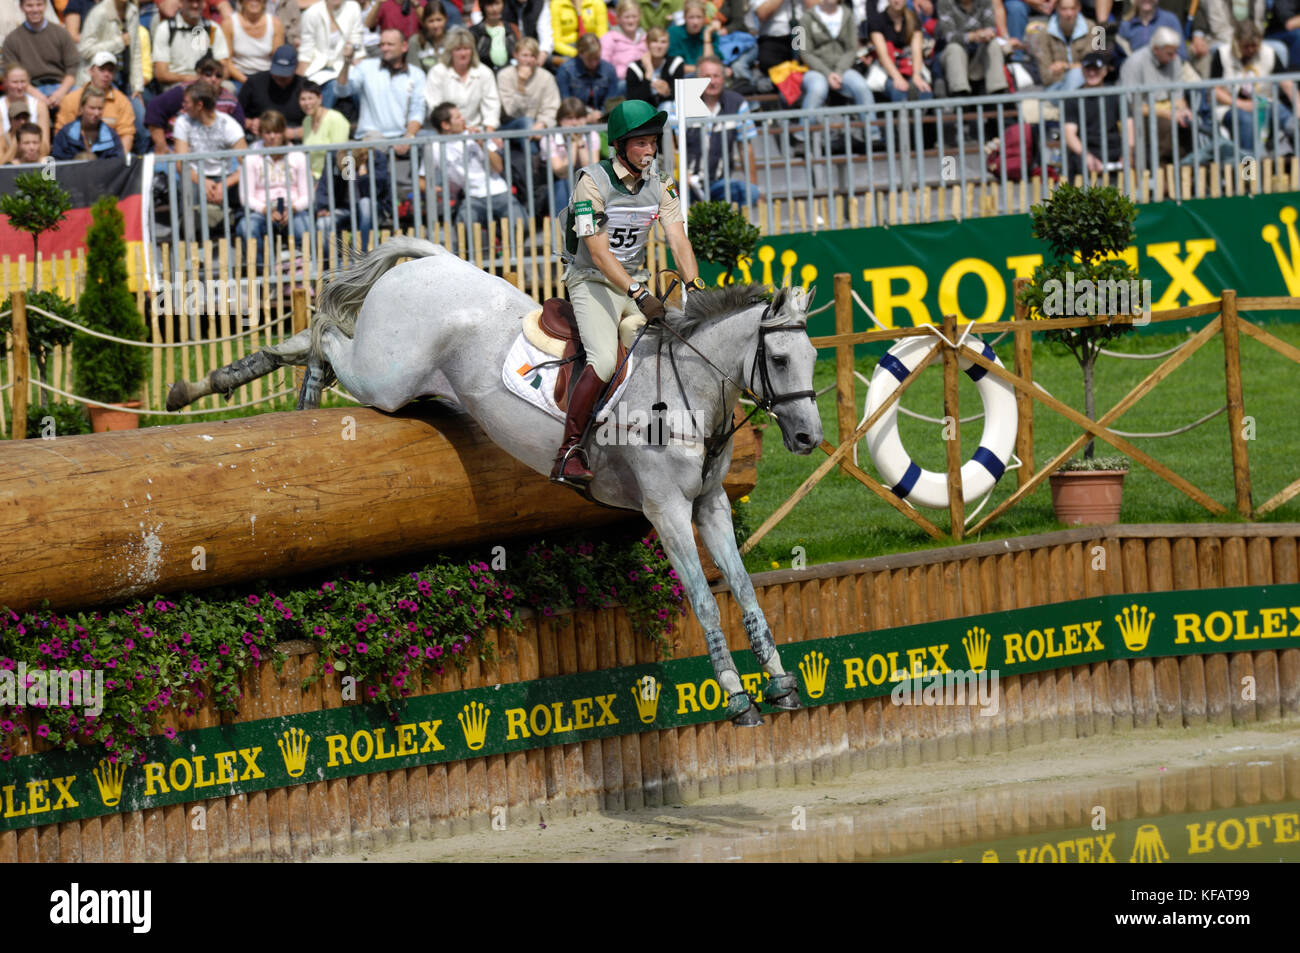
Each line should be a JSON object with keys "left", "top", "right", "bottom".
{"left": 657, "top": 176, "right": 683, "bottom": 225}
{"left": 572, "top": 174, "right": 607, "bottom": 225}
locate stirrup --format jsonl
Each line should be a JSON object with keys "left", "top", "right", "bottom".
{"left": 550, "top": 444, "right": 593, "bottom": 487}
{"left": 727, "top": 692, "right": 764, "bottom": 727}
{"left": 764, "top": 672, "right": 802, "bottom": 711}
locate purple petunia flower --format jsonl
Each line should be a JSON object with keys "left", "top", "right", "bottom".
{"left": 356, "top": 643, "right": 368, "bottom": 654}
{"left": 164, "top": 727, "right": 177, "bottom": 740}
{"left": 247, "top": 594, "right": 260, "bottom": 606}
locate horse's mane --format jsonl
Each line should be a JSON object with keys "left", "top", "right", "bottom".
{"left": 646, "top": 282, "right": 780, "bottom": 341}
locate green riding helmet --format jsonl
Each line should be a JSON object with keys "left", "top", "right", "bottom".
{"left": 607, "top": 99, "right": 668, "bottom": 146}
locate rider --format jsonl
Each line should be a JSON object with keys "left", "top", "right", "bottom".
{"left": 551, "top": 98, "right": 708, "bottom": 487}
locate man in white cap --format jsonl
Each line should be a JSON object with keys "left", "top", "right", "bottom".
{"left": 54, "top": 50, "right": 137, "bottom": 152}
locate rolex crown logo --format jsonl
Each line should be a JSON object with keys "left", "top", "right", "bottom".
{"left": 458, "top": 701, "right": 491, "bottom": 751}
{"left": 962, "top": 626, "right": 991, "bottom": 673}
{"left": 1262, "top": 206, "right": 1300, "bottom": 296}
{"left": 631, "top": 675, "right": 661, "bottom": 724}
{"left": 731, "top": 244, "right": 818, "bottom": 292}
{"left": 93, "top": 758, "right": 127, "bottom": 808}
{"left": 1129, "top": 823, "right": 1170, "bottom": 863}
{"left": 1114, "top": 603, "right": 1156, "bottom": 653}
{"left": 277, "top": 726, "right": 311, "bottom": 778}
{"left": 799, "top": 651, "right": 829, "bottom": 699}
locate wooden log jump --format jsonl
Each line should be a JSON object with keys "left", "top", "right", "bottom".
{"left": 0, "top": 407, "right": 756, "bottom": 613}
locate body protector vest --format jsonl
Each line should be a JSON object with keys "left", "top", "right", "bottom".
{"left": 561, "top": 159, "right": 665, "bottom": 276}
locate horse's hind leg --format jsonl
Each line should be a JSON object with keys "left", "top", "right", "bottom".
{"left": 297, "top": 356, "right": 327, "bottom": 410}
{"left": 694, "top": 485, "right": 800, "bottom": 711}
{"left": 166, "top": 329, "right": 313, "bottom": 410}
{"left": 643, "top": 491, "right": 763, "bottom": 726}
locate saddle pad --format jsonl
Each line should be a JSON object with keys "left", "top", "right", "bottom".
{"left": 502, "top": 331, "right": 635, "bottom": 423}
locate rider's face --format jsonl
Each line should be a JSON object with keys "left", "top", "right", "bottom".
{"left": 623, "top": 134, "right": 658, "bottom": 170}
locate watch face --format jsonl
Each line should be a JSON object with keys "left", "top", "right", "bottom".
{"left": 628, "top": 282, "right": 641, "bottom": 295}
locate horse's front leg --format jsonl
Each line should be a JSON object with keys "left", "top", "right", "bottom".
{"left": 694, "top": 484, "right": 801, "bottom": 711}
{"left": 642, "top": 491, "right": 764, "bottom": 726}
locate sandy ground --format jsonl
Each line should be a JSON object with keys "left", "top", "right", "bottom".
{"left": 314, "top": 721, "right": 1300, "bottom": 862}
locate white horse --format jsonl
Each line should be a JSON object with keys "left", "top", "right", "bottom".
{"left": 168, "top": 238, "right": 824, "bottom": 724}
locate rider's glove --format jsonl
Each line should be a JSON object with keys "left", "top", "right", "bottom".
{"left": 634, "top": 288, "right": 666, "bottom": 322}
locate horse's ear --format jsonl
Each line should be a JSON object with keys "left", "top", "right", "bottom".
{"left": 771, "top": 286, "right": 787, "bottom": 315}
{"left": 805, "top": 284, "right": 817, "bottom": 311}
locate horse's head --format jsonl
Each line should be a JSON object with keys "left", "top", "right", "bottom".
{"left": 754, "top": 286, "right": 823, "bottom": 455}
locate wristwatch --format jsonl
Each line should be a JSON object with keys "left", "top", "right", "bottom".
{"left": 688, "top": 277, "right": 706, "bottom": 291}
{"left": 627, "top": 281, "right": 645, "bottom": 299}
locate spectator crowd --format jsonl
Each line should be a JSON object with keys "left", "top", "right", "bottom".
{"left": 1, "top": 0, "right": 1296, "bottom": 230}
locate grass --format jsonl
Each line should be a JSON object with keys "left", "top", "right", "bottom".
{"left": 738, "top": 318, "right": 1300, "bottom": 572}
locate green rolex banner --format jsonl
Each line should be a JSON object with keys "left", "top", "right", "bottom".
{"left": 700, "top": 194, "right": 1300, "bottom": 351}
{"left": 2, "top": 582, "right": 1298, "bottom": 832}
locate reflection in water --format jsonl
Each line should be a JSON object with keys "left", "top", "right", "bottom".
{"left": 603, "top": 750, "right": 1300, "bottom": 862}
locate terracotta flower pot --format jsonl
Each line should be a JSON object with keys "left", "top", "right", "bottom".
{"left": 87, "top": 401, "right": 143, "bottom": 433}
{"left": 1049, "top": 469, "right": 1127, "bottom": 526}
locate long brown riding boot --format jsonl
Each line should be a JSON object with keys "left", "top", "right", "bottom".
{"left": 550, "top": 365, "right": 607, "bottom": 486}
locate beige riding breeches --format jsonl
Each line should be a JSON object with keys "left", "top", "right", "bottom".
{"left": 565, "top": 267, "right": 649, "bottom": 382}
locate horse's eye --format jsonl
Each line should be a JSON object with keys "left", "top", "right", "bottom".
{"left": 772, "top": 356, "right": 788, "bottom": 370}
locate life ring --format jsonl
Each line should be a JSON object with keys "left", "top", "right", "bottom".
{"left": 863, "top": 335, "right": 1018, "bottom": 509}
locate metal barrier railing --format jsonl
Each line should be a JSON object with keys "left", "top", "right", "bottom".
{"left": 145, "top": 72, "right": 1297, "bottom": 292}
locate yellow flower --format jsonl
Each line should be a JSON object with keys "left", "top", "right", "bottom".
{"left": 770, "top": 560, "right": 780, "bottom": 569}
{"left": 739, "top": 495, "right": 750, "bottom": 504}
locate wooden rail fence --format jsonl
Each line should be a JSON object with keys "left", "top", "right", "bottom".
{"left": 742, "top": 280, "right": 1300, "bottom": 552}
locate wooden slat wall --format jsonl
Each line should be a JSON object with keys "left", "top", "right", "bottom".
{"left": 2, "top": 526, "right": 1298, "bottom": 862}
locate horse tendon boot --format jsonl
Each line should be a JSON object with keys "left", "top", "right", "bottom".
{"left": 209, "top": 350, "right": 278, "bottom": 399}
{"left": 550, "top": 365, "right": 605, "bottom": 487}
{"left": 706, "top": 627, "right": 763, "bottom": 727}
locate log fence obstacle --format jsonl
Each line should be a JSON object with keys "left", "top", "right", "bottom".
{"left": 0, "top": 402, "right": 757, "bottom": 613}
{"left": 1, "top": 524, "right": 1297, "bottom": 861}
{"left": 741, "top": 278, "right": 1300, "bottom": 553}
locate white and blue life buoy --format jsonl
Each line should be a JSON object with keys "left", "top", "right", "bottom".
{"left": 863, "top": 335, "right": 1018, "bottom": 509}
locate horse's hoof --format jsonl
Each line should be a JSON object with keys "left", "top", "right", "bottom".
{"left": 764, "top": 673, "right": 802, "bottom": 711}
{"left": 727, "top": 694, "right": 764, "bottom": 727}
{"left": 165, "top": 380, "right": 191, "bottom": 411}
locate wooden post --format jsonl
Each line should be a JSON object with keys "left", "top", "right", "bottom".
{"left": 291, "top": 288, "right": 309, "bottom": 398}
{"left": 1220, "top": 289, "right": 1252, "bottom": 517}
{"left": 12, "top": 290, "right": 28, "bottom": 440}
{"left": 1012, "top": 277, "right": 1035, "bottom": 488}
{"left": 834, "top": 273, "right": 855, "bottom": 474}
{"left": 942, "top": 312, "right": 964, "bottom": 540}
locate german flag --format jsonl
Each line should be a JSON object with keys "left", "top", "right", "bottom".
{"left": 0, "top": 157, "right": 146, "bottom": 294}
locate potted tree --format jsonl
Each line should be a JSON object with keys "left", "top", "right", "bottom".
{"left": 0, "top": 172, "right": 79, "bottom": 433}
{"left": 687, "top": 200, "right": 760, "bottom": 286}
{"left": 687, "top": 200, "right": 767, "bottom": 456}
{"left": 1017, "top": 184, "right": 1143, "bottom": 525}
{"left": 72, "top": 195, "right": 150, "bottom": 432}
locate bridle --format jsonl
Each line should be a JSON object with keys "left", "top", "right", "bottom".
{"left": 651, "top": 301, "right": 818, "bottom": 464}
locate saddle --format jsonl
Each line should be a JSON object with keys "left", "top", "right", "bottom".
{"left": 522, "top": 298, "right": 628, "bottom": 413}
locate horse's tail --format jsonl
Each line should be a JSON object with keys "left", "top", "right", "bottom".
{"left": 310, "top": 237, "right": 449, "bottom": 359}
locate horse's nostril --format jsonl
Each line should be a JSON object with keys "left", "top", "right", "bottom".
{"left": 796, "top": 432, "right": 812, "bottom": 446}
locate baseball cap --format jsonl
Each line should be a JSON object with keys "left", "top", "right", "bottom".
{"left": 270, "top": 45, "right": 298, "bottom": 78}
{"left": 8, "top": 100, "right": 30, "bottom": 119}
{"left": 90, "top": 51, "right": 118, "bottom": 69}
{"left": 1081, "top": 51, "right": 1109, "bottom": 70}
